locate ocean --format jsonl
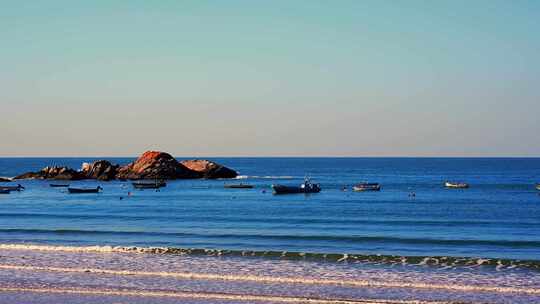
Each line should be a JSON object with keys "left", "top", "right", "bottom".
{"left": 0, "top": 157, "right": 539, "bottom": 303}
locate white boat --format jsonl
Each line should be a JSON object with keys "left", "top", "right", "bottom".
{"left": 445, "top": 181, "right": 469, "bottom": 189}
{"left": 353, "top": 183, "right": 381, "bottom": 191}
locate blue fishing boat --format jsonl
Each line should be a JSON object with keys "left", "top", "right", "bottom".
{"left": 0, "top": 184, "right": 25, "bottom": 191}
{"left": 224, "top": 183, "right": 253, "bottom": 189}
{"left": 132, "top": 180, "right": 166, "bottom": 189}
{"left": 272, "top": 178, "right": 321, "bottom": 194}
{"left": 50, "top": 183, "right": 70, "bottom": 188}
{"left": 68, "top": 186, "right": 103, "bottom": 194}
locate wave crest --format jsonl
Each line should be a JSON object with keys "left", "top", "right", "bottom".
{"left": 0, "top": 243, "right": 538, "bottom": 271}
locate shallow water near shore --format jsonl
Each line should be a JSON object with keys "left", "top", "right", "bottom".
{"left": 0, "top": 244, "right": 539, "bottom": 303}
{"left": 0, "top": 157, "right": 539, "bottom": 302}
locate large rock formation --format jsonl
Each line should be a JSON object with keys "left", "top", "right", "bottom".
{"left": 14, "top": 166, "right": 84, "bottom": 180}
{"left": 116, "top": 151, "right": 199, "bottom": 180}
{"left": 81, "top": 160, "right": 119, "bottom": 181}
{"left": 12, "top": 151, "right": 239, "bottom": 181}
{"left": 181, "top": 159, "right": 238, "bottom": 179}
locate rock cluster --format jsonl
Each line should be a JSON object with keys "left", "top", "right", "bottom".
{"left": 13, "top": 151, "right": 238, "bottom": 181}
{"left": 116, "top": 151, "right": 199, "bottom": 180}
{"left": 14, "top": 166, "right": 84, "bottom": 180}
{"left": 181, "top": 159, "right": 238, "bottom": 179}
{"left": 81, "top": 160, "right": 119, "bottom": 181}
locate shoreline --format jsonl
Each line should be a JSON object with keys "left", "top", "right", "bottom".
{"left": 0, "top": 288, "right": 449, "bottom": 304}
{"left": 0, "top": 244, "right": 538, "bottom": 304}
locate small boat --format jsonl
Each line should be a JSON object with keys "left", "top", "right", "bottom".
{"left": 132, "top": 180, "right": 166, "bottom": 189}
{"left": 224, "top": 183, "right": 254, "bottom": 189}
{"left": 353, "top": 182, "right": 381, "bottom": 191}
{"left": 272, "top": 178, "right": 321, "bottom": 195}
{"left": 0, "top": 184, "right": 25, "bottom": 191}
{"left": 445, "top": 181, "right": 469, "bottom": 189}
{"left": 536, "top": 184, "right": 540, "bottom": 191}
{"left": 50, "top": 183, "right": 70, "bottom": 188}
{"left": 68, "top": 186, "right": 103, "bottom": 194}
{"left": 0, "top": 189, "right": 10, "bottom": 194}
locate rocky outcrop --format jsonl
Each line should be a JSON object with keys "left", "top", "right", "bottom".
{"left": 12, "top": 151, "right": 239, "bottom": 181}
{"left": 14, "top": 166, "right": 84, "bottom": 180}
{"left": 181, "top": 159, "right": 238, "bottom": 179}
{"left": 81, "top": 160, "right": 119, "bottom": 181}
{"left": 116, "top": 151, "right": 199, "bottom": 180}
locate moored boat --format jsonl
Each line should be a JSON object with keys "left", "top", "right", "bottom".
{"left": 536, "top": 183, "right": 540, "bottom": 191}
{"left": 445, "top": 181, "right": 469, "bottom": 189}
{"left": 272, "top": 178, "right": 321, "bottom": 195}
{"left": 68, "top": 186, "right": 103, "bottom": 194}
{"left": 50, "top": 183, "right": 70, "bottom": 188}
{"left": 0, "top": 184, "right": 25, "bottom": 191}
{"left": 132, "top": 180, "right": 166, "bottom": 189}
{"left": 224, "top": 183, "right": 254, "bottom": 189}
{"left": 353, "top": 182, "right": 381, "bottom": 191}
{"left": 0, "top": 189, "right": 10, "bottom": 194}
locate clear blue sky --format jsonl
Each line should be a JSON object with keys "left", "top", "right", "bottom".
{"left": 1, "top": 0, "right": 539, "bottom": 156}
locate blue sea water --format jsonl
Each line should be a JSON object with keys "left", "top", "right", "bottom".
{"left": 0, "top": 157, "right": 539, "bottom": 265}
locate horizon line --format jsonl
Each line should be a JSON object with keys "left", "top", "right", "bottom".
{"left": 0, "top": 155, "right": 539, "bottom": 159}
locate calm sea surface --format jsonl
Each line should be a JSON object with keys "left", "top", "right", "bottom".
{"left": 1, "top": 157, "right": 540, "bottom": 303}
{"left": 0, "top": 157, "right": 539, "bottom": 262}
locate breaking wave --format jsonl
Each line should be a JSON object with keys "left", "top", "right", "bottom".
{"left": 1, "top": 243, "right": 539, "bottom": 271}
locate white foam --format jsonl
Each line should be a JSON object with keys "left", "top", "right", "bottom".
{"left": 0, "top": 263, "right": 538, "bottom": 295}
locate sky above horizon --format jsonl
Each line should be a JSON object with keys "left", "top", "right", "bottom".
{"left": 1, "top": 1, "right": 539, "bottom": 157}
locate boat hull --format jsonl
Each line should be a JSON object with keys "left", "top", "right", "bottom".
{"left": 68, "top": 187, "right": 101, "bottom": 194}
{"left": 224, "top": 184, "right": 254, "bottom": 189}
{"left": 271, "top": 184, "right": 321, "bottom": 195}
{"left": 353, "top": 185, "right": 381, "bottom": 191}
{"left": 0, "top": 186, "right": 24, "bottom": 191}
{"left": 132, "top": 182, "right": 166, "bottom": 189}
{"left": 0, "top": 189, "right": 10, "bottom": 194}
{"left": 445, "top": 182, "right": 469, "bottom": 189}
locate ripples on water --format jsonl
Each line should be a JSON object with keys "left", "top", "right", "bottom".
{"left": 0, "top": 157, "right": 539, "bottom": 303}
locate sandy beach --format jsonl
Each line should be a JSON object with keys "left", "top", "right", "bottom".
{"left": 0, "top": 244, "right": 538, "bottom": 304}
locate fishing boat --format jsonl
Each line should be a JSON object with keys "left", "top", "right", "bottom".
{"left": 132, "top": 180, "right": 166, "bottom": 189}
{"left": 0, "top": 184, "right": 25, "bottom": 191}
{"left": 0, "top": 189, "right": 10, "bottom": 194}
{"left": 68, "top": 186, "right": 103, "bottom": 194}
{"left": 50, "top": 183, "right": 70, "bottom": 188}
{"left": 353, "top": 182, "right": 381, "bottom": 191}
{"left": 445, "top": 181, "right": 469, "bottom": 189}
{"left": 224, "top": 183, "right": 254, "bottom": 189}
{"left": 272, "top": 178, "right": 321, "bottom": 195}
